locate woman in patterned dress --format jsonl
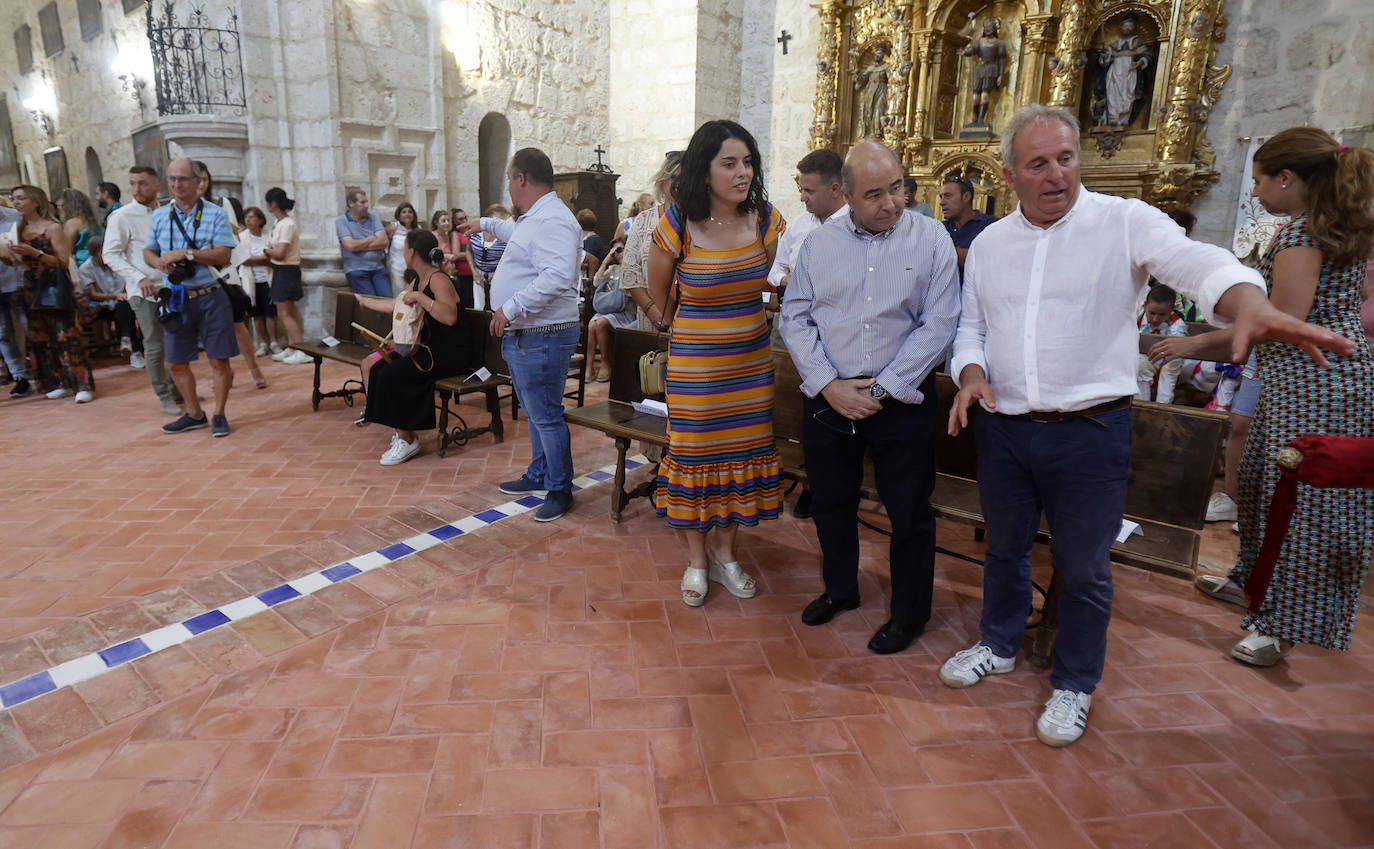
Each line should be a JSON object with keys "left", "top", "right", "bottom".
{"left": 1226, "top": 128, "right": 1374, "bottom": 666}
{"left": 647, "top": 120, "right": 786, "bottom": 607}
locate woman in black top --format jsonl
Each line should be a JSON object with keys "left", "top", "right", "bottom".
{"left": 364, "top": 230, "right": 476, "bottom": 466}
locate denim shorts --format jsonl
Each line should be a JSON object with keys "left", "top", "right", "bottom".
{"left": 164, "top": 285, "right": 240, "bottom": 363}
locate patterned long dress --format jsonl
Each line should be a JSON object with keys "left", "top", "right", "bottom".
{"left": 20, "top": 232, "right": 93, "bottom": 393}
{"left": 1232, "top": 215, "right": 1374, "bottom": 649}
{"left": 652, "top": 204, "right": 786, "bottom": 531}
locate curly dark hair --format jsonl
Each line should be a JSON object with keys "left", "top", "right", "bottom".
{"left": 671, "top": 120, "right": 767, "bottom": 223}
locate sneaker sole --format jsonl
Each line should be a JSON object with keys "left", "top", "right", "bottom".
{"left": 1036, "top": 726, "right": 1081, "bottom": 747}
{"left": 163, "top": 422, "right": 209, "bottom": 433}
{"left": 380, "top": 448, "right": 420, "bottom": 466}
{"left": 533, "top": 505, "right": 570, "bottom": 522}
{"left": 212, "top": 429, "right": 231, "bottom": 438}
{"left": 939, "top": 663, "right": 1014, "bottom": 689}
{"left": 499, "top": 485, "right": 548, "bottom": 497}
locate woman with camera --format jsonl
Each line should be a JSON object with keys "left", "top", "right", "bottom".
{"left": 361, "top": 230, "right": 476, "bottom": 466}
{"left": 9, "top": 185, "right": 94, "bottom": 402}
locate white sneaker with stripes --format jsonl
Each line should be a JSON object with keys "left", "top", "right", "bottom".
{"left": 939, "top": 643, "right": 1016, "bottom": 688}
{"left": 1037, "top": 688, "right": 1091, "bottom": 747}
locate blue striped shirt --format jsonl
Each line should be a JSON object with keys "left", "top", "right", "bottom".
{"left": 144, "top": 199, "right": 236, "bottom": 289}
{"left": 780, "top": 209, "right": 961, "bottom": 404}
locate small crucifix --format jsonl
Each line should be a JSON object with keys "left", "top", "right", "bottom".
{"left": 777, "top": 29, "right": 792, "bottom": 55}
{"left": 589, "top": 145, "right": 611, "bottom": 173}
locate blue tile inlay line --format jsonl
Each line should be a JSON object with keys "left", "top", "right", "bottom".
{"left": 257, "top": 584, "right": 303, "bottom": 606}
{"left": 99, "top": 639, "right": 152, "bottom": 667}
{"left": 377, "top": 542, "right": 417, "bottom": 561}
{"left": 0, "top": 671, "right": 56, "bottom": 708}
{"left": 321, "top": 563, "right": 362, "bottom": 582}
{"left": 183, "top": 609, "right": 231, "bottom": 635}
{"left": 0, "top": 457, "right": 637, "bottom": 713}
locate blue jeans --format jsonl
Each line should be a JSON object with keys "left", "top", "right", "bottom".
{"left": 0, "top": 291, "right": 30, "bottom": 379}
{"left": 974, "top": 408, "right": 1131, "bottom": 694}
{"left": 502, "top": 326, "right": 580, "bottom": 494}
{"left": 346, "top": 266, "right": 390, "bottom": 297}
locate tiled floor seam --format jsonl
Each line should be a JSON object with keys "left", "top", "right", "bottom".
{"left": 0, "top": 457, "right": 646, "bottom": 713}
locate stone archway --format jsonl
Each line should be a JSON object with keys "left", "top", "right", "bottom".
{"left": 477, "top": 112, "right": 511, "bottom": 213}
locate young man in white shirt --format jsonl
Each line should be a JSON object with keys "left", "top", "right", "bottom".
{"left": 104, "top": 165, "right": 183, "bottom": 416}
{"left": 767, "top": 149, "right": 849, "bottom": 297}
{"left": 941, "top": 104, "right": 1354, "bottom": 747}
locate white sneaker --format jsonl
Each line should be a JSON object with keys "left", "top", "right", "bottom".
{"left": 270, "top": 341, "right": 284, "bottom": 355}
{"left": 254, "top": 343, "right": 269, "bottom": 357}
{"left": 270, "top": 349, "right": 290, "bottom": 361}
{"left": 1205, "top": 492, "right": 1238, "bottom": 522}
{"left": 380, "top": 434, "right": 421, "bottom": 466}
{"left": 939, "top": 642, "right": 1016, "bottom": 688}
{"left": 1037, "top": 689, "right": 1092, "bottom": 747}
{"left": 280, "top": 349, "right": 314, "bottom": 365}
{"left": 46, "top": 387, "right": 70, "bottom": 399}
{"left": 74, "top": 390, "right": 94, "bottom": 404}
{"left": 129, "top": 351, "right": 146, "bottom": 369}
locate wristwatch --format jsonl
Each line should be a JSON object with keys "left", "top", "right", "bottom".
{"left": 870, "top": 383, "right": 888, "bottom": 400}
{"left": 186, "top": 249, "right": 196, "bottom": 262}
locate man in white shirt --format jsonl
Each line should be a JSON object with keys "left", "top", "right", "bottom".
{"left": 767, "top": 149, "right": 849, "bottom": 297}
{"left": 104, "top": 165, "right": 183, "bottom": 416}
{"left": 940, "top": 104, "right": 1354, "bottom": 747}
{"left": 460, "top": 148, "right": 583, "bottom": 522}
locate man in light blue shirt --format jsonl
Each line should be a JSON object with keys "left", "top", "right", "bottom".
{"left": 780, "top": 140, "right": 960, "bottom": 656}
{"left": 461, "top": 147, "right": 582, "bottom": 521}
{"left": 143, "top": 158, "right": 238, "bottom": 437}
{"left": 335, "top": 189, "right": 390, "bottom": 296}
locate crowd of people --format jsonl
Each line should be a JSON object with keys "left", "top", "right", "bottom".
{"left": 2, "top": 104, "right": 1370, "bottom": 750}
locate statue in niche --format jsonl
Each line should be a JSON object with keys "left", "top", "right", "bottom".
{"left": 1094, "top": 14, "right": 1152, "bottom": 128}
{"left": 853, "top": 43, "right": 892, "bottom": 138}
{"left": 960, "top": 20, "right": 1007, "bottom": 127}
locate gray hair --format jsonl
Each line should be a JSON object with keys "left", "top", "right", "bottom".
{"left": 841, "top": 139, "right": 905, "bottom": 193}
{"left": 1000, "top": 104, "right": 1080, "bottom": 172}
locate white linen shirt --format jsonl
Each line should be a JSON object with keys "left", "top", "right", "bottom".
{"left": 767, "top": 204, "right": 850, "bottom": 288}
{"left": 102, "top": 201, "right": 161, "bottom": 301}
{"left": 951, "top": 189, "right": 1264, "bottom": 414}
{"left": 481, "top": 191, "right": 582, "bottom": 330}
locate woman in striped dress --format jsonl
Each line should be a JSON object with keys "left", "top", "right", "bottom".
{"left": 647, "top": 120, "right": 786, "bottom": 607}
{"left": 1226, "top": 128, "right": 1374, "bottom": 666}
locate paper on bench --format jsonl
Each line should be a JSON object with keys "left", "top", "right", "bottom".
{"left": 465, "top": 366, "right": 493, "bottom": 383}
{"left": 632, "top": 399, "right": 669, "bottom": 418}
{"left": 321, "top": 335, "right": 341, "bottom": 347}
{"left": 1116, "top": 520, "right": 1143, "bottom": 544}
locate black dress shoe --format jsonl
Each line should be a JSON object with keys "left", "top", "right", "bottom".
{"left": 792, "top": 487, "right": 813, "bottom": 519}
{"left": 867, "top": 619, "right": 924, "bottom": 654}
{"left": 801, "top": 593, "right": 860, "bottom": 626}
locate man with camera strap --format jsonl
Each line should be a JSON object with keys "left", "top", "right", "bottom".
{"left": 143, "top": 158, "right": 237, "bottom": 437}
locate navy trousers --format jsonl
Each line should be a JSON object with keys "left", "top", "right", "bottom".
{"left": 974, "top": 408, "right": 1131, "bottom": 694}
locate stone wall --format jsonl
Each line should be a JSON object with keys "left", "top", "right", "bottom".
{"left": 751, "top": 0, "right": 819, "bottom": 226}
{"left": 1189, "top": 0, "right": 1374, "bottom": 251}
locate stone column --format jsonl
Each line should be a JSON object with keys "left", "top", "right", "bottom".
{"left": 159, "top": 115, "right": 250, "bottom": 199}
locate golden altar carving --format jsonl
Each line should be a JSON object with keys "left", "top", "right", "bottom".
{"left": 809, "top": 0, "right": 1231, "bottom": 214}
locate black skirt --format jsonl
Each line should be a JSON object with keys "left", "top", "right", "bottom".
{"left": 363, "top": 302, "right": 475, "bottom": 431}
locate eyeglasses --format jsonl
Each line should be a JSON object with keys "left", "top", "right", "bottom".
{"left": 811, "top": 408, "right": 856, "bottom": 436}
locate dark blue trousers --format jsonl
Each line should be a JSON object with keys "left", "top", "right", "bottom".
{"left": 974, "top": 408, "right": 1131, "bottom": 694}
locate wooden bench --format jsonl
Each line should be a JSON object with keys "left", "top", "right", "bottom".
{"left": 568, "top": 329, "right": 1225, "bottom": 585}
{"left": 292, "top": 292, "right": 511, "bottom": 454}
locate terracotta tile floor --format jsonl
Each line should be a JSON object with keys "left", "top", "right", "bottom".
{"left": 0, "top": 355, "right": 1371, "bottom": 848}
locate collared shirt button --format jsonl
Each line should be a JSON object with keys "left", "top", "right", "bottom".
{"left": 868, "top": 267, "right": 874, "bottom": 272}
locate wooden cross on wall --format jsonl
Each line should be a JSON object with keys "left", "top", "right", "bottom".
{"left": 777, "top": 30, "right": 792, "bottom": 55}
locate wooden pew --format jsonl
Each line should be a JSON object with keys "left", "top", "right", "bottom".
{"left": 291, "top": 293, "right": 511, "bottom": 450}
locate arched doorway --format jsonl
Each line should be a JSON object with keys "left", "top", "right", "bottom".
{"left": 477, "top": 112, "right": 511, "bottom": 213}
{"left": 85, "top": 146, "right": 103, "bottom": 197}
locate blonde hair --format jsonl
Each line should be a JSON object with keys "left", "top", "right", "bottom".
{"left": 483, "top": 203, "right": 511, "bottom": 219}
{"left": 1254, "top": 127, "right": 1374, "bottom": 267}
{"left": 651, "top": 151, "right": 685, "bottom": 204}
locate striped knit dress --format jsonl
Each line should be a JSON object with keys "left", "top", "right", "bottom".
{"left": 652, "top": 204, "right": 786, "bottom": 531}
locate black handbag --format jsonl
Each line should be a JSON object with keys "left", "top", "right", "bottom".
{"left": 30, "top": 267, "right": 77, "bottom": 312}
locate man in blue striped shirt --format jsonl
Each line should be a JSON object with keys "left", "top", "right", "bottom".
{"left": 780, "top": 140, "right": 961, "bottom": 655}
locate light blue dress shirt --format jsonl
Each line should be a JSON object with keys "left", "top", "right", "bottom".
{"left": 481, "top": 191, "right": 582, "bottom": 329}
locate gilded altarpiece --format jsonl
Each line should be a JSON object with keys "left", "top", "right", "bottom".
{"left": 810, "top": 0, "right": 1232, "bottom": 214}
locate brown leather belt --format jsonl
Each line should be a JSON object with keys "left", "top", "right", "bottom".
{"left": 1017, "top": 395, "right": 1133, "bottom": 423}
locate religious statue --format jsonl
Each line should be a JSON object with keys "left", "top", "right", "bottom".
{"left": 853, "top": 43, "right": 891, "bottom": 138}
{"left": 1094, "top": 14, "right": 1152, "bottom": 128}
{"left": 960, "top": 20, "right": 1007, "bottom": 127}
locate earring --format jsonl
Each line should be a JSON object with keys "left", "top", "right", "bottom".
{"left": 1281, "top": 183, "right": 1288, "bottom": 189}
